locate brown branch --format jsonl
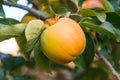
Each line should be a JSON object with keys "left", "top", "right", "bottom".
{"left": 3, "top": 1, "right": 50, "bottom": 20}
{"left": 97, "top": 51, "right": 120, "bottom": 80}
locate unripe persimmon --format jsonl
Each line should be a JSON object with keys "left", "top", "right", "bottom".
{"left": 40, "top": 17, "right": 86, "bottom": 64}
{"left": 82, "top": 0, "right": 105, "bottom": 10}
{"left": 21, "top": 13, "right": 38, "bottom": 24}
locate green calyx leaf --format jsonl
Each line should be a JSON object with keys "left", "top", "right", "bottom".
{"left": 34, "top": 41, "right": 51, "bottom": 73}
{"left": 25, "top": 20, "right": 45, "bottom": 42}
{"left": 24, "top": 20, "right": 45, "bottom": 58}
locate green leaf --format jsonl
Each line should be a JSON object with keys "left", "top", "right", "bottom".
{"left": 70, "top": 0, "right": 79, "bottom": 6}
{"left": 74, "top": 32, "right": 95, "bottom": 69}
{"left": 0, "top": 18, "right": 20, "bottom": 28}
{"left": 95, "top": 11, "right": 106, "bottom": 22}
{"left": 0, "top": 18, "right": 20, "bottom": 26}
{"left": 0, "top": 68, "right": 4, "bottom": 80}
{"left": 38, "top": 0, "right": 48, "bottom": 5}
{"left": 15, "top": 36, "right": 31, "bottom": 59}
{"left": 106, "top": 12, "right": 120, "bottom": 29}
{"left": 51, "top": 63, "right": 74, "bottom": 73}
{"left": 25, "top": 39, "right": 38, "bottom": 55}
{"left": 100, "top": 0, "right": 115, "bottom": 12}
{"left": 50, "top": 2, "right": 67, "bottom": 15}
{"left": 15, "top": 35, "right": 36, "bottom": 59}
{"left": 80, "top": 8, "right": 106, "bottom": 22}
{"left": 15, "top": 75, "right": 35, "bottom": 80}
{"left": 7, "top": 0, "right": 18, "bottom": 3}
{"left": 83, "top": 68, "right": 109, "bottom": 80}
{"left": 16, "top": 36, "right": 27, "bottom": 53}
{"left": 0, "top": 24, "right": 26, "bottom": 41}
{"left": 50, "top": 1, "right": 77, "bottom": 14}
{"left": 101, "top": 22, "right": 120, "bottom": 42}
{"left": 111, "top": 43, "right": 120, "bottom": 70}
{"left": 16, "top": 22, "right": 45, "bottom": 59}
{"left": 74, "top": 76, "right": 84, "bottom": 80}
{"left": 109, "top": 0, "right": 119, "bottom": 10}
{"left": 34, "top": 41, "right": 51, "bottom": 73}
{"left": 0, "top": 52, "right": 11, "bottom": 59}
{"left": 80, "top": 18, "right": 120, "bottom": 42}
{"left": 0, "top": 1, "right": 5, "bottom": 17}
{"left": 116, "top": 10, "right": 120, "bottom": 16}
{"left": 96, "top": 35, "right": 112, "bottom": 54}
{"left": 49, "top": 6, "right": 56, "bottom": 17}
{"left": 1, "top": 53, "right": 25, "bottom": 71}
{"left": 67, "top": 1, "right": 78, "bottom": 13}
{"left": 78, "top": 0, "right": 84, "bottom": 6}
{"left": 80, "top": 8, "right": 96, "bottom": 17}
{"left": 25, "top": 20, "right": 45, "bottom": 53}
{"left": 70, "top": 15, "right": 81, "bottom": 22}
{"left": 57, "top": 7, "right": 68, "bottom": 15}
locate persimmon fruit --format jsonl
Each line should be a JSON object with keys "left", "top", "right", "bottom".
{"left": 40, "top": 17, "right": 86, "bottom": 64}
{"left": 82, "top": 0, "right": 105, "bottom": 10}
{"left": 21, "top": 13, "right": 38, "bottom": 24}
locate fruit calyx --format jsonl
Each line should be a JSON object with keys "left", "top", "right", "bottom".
{"left": 44, "top": 15, "right": 60, "bottom": 28}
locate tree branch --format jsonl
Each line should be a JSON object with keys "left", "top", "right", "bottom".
{"left": 27, "top": 0, "right": 38, "bottom": 9}
{"left": 3, "top": 1, "right": 50, "bottom": 20}
{"left": 97, "top": 51, "right": 120, "bottom": 80}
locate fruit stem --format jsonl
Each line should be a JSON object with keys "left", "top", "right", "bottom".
{"left": 64, "top": 12, "right": 71, "bottom": 18}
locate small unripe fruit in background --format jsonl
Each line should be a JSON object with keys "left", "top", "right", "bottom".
{"left": 40, "top": 17, "right": 86, "bottom": 64}
{"left": 21, "top": 13, "right": 38, "bottom": 24}
{"left": 82, "top": 0, "right": 105, "bottom": 10}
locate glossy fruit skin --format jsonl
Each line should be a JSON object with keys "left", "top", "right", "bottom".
{"left": 82, "top": 0, "right": 105, "bottom": 10}
{"left": 40, "top": 18, "right": 86, "bottom": 64}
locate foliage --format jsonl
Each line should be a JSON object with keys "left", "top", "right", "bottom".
{"left": 0, "top": 0, "right": 120, "bottom": 80}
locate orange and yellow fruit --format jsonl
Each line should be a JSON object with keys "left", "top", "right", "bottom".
{"left": 82, "top": 0, "right": 105, "bottom": 10}
{"left": 40, "top": 17, "right": 86, "bottom": 64}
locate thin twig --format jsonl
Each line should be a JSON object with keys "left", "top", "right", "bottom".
{"left": 64, "top": 12, "right": 71, "bottom": 18}
{"left": 97, "top": 51, "right": 120, "bottom": 80}
{"left": 70, "top": 13, "right": 81, "bottom": 17}
{"left": 3, "top": 1, "right": 50, "bottom": 20}
{"left": 76, "top": 6, "right": 81, "bottom": 14}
